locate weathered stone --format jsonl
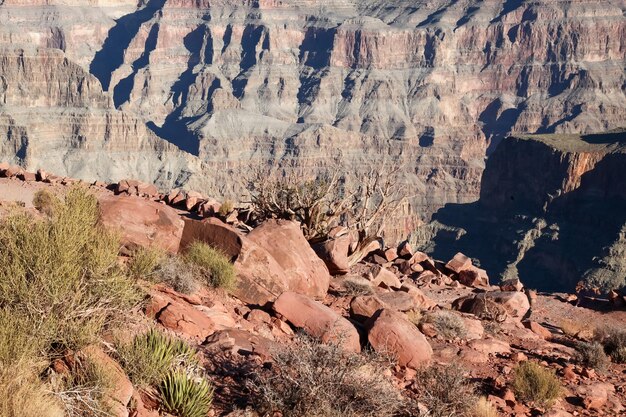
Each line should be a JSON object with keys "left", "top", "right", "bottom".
{"left": 458, "top": 266, "right": 489, "bottom": 287}
{"left": 313, "top": 234, "right": 351, "bottom": 275}
{"left": 468, "top": 338, "right": 511, "bottom": 355}
{"left": 445, "top": 252, "right": 472, "bottom": 274}
{"left": 98, "top": 194, "right": 184, "bottom": 253}
{"left": 350, "top": 295, "right": 388, "bottom": 321}
{"left": 273, "top": 292, "right": 360, "bottom": 352}
{"left": 453, "top": 291, "right": 530, "bottom": 321}
{"left": 205, "top": 328, "right": 276, "bottom": 360}
{"left": 500, "top": 278, "right": 524, "bottom": 292}
{"left": 523, "top": 321, "right": 552, "bottom": 339}
{"left": 367, "top": 309, "right": 432, "bottom": 369}
{"left": 369, "top": 265, "right": 402, "bottom": 289}
{"left": 248, "top": 220, "right": 330, "bottom": 299}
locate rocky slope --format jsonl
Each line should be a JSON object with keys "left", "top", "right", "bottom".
{"left": 422, "top": 129, "right": 626, "bottom": 292}
{"left": 1, "top": 0, "right": 625, "bottom": 230}
{"left": 1, "top": 171, "right": 625, "bottom": 417}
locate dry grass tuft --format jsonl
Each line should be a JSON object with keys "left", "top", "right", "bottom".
{"left": 595, "top": 326, "right": 626, "bottom": 364}
{"left": 421, "top": 310, "right": 468, "bottom": 339}
{"left": 154, "top": 256, "right": 200, "bottom": 294}
{"left": 129, "top": 246, "right": 165, "bottom": 280}
{"left": 0, "top": 368, "right": 65, "bottom": 417}
{"left": 472, "top": 397, "right": 499, "bottom": 417}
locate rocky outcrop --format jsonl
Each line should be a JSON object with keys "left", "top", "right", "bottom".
{"left": 1, "top": 1, "right": 625, "bottom": 239}
{"left": 425, "top": 130, "right": 626, "bottom": 292}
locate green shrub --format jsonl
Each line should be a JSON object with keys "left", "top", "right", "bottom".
{"left": 595, "top": 326, "right": 626, "bottom": 363}
{"left": 184, "top": 241, "right": 236, "bottom": 290}
{"left": 575, "top": 341, "right": 608, "bottom": 370}
{"left": 512, "top": 361, "right": 562, "bottom": 408}
{"left": 413, "top": 364, "right": 478, "bottom": 417}
{"left": 0, "top": 187, "right": 139, "bottom": 351}
{"left": 159, "top": 370, "right": 213, "bottom": 417}
{"left": 117, "top": 329, "right": 197, "bottom": 387}
{"left": 421, "top": 310, "right": 468, "bottom": 339}
{"left": 249, "top": 334, "right": 408, "bottom": 417}
{"left": 129, "top": 246, "right": 165, "bottom": 279}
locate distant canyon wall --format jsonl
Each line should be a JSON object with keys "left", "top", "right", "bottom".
{"left": 0, "top": 0, "right": 625, "bottom": 240}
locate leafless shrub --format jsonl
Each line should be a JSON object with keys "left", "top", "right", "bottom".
{"left": 247, "top": 334, "right": 410, "bottom": 417}
{"left": 412, "top": 364, "right": 478, "bottom": 417}
{"left": 244, "top": 160, "right": 407, "bottom": 243}
{"left": 154, "top": 257, "right": 200, "bottom": 294}
{"left": 421, "top": 310, "right": 468, "bottom": 340}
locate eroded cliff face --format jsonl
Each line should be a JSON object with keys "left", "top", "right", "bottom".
{"left": 424, "top": 130, "right": 626, "bottom": 292}
{"left": 0, "top": 0, "right": 625, "bottom": 232}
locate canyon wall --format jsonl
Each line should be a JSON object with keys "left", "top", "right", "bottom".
{"left": 0, "top": 0, "right": 625, "bottom": 235}
{"left": 423, "top": 129, "right": 626, "bottom": 291}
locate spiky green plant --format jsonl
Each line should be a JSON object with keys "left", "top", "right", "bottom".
{"left": 159, "top": 370, "right": 213, "bottom": 417}
{"left": 117, "top": 329, "right": 197, "bottom": 387}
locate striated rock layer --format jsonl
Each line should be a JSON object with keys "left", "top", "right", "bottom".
{"left": 1, "top": 0, "right": 625, "bottom": 236}
{"left": 422, "top": 129, "right": 626, "bottom": 292}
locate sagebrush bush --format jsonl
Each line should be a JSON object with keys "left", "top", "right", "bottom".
{"left": 575, "top": 341, "right": 608, "bottom": 371}
{"left": 340, "top": 279, "right": 373, "bottom": 297}
{"left": 249, "top": 334, "right": 410, "bottom": 417}
{"left": 421, "top": 310, "right": 468, "bottom": 339}
{"left": 413, "top": 364, "right": 478, "bottom": 417}
{"left": 129, "top": 246, "right": 165, "bottom": 279}
{"left": 512, "top": 361, "right": 562, "bottom": 408}
{"left": 184, "top": 241, "right": 236, "bottom": 290}
{"left": 117, "top": 329, "right": 197, "bottom": 387}
{"left": 406, "top": 309, "right": 423, "bottom": 326}
{"left": 154, "top": 256, "right": 200, "bottom": 294}
{"left": 0, "top": 187, "right": 139, "bottom": 351}
{"left": 595, "top": 326, "right": 626, "bottom": 364}
{"left": 160, "top": 370, "right": 213, "bottom": 417}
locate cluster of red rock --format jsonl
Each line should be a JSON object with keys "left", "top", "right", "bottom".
{"left": 2, "top": 168, "right": 625, "bottom": 416}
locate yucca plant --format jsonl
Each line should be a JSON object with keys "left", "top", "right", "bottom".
{"left": 117, "top": 329, "right": 197, "bottom": 387}
{"left": 159, "top": 370, "right": 213, "bottom": 417}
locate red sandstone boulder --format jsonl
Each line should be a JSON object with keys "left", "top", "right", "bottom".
{"left": 248, "top": 219, "right": 330, "bottom": 298}
{"left": 98, "top": 195, "right": 184, "bottom": 253}
{"left": 458, "top": 266, "right": 489, "bottom": 287}
{"left": 454, "top": 291, "right": 530, "bottom": 321}
{"left": 369, "top": 265, "right": 402, "bottom": 289}
{"left": 350, "top": 295, "right": 388, "bottom": 321}
{"left": 81, "top": 345, "right": 133, "bottom": 417}
{"left": 523, "top": 321, "right": 552, "bottom": 339}
{"left": 313, "top": 234, "right": 351, "bottom": 275}
{"left": 445, "top": 252, "right": 472, "bottom": 273}
{"left": 205, "top": 328, "right": 276, "bottom": 360}
{"left": 273, "top": 291, "right": 360, "bottom": 352}
{"left": 145, "top": 286, "right": 236, "bottom": 342}
{"left": 367, "top": 309, "right": 432, "bottom": 369}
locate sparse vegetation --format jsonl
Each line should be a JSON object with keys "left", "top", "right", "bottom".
{"left": 244, "top": 162, "right": 407, "bottom": 243}
{"left": 0, "top": 187, "right": 139, "bottom": 351}
{"left": 160, "top": 370, "right": 213, "bottom": 417}
{"left": 594, "top": 326, "right": 626, "bottom": 364}
{"left": 512, "top": 361, "right": 562, "bottom": 408}
{"left": 184, "top": 241, "right": 236, "bottom": 290}
{"left": 32, "top": 188, "right": 59, "bottom": 216}
{"left": 421, "top": 310, "right": 468, "bottom": 339}
{"left": 575, "top": 341, "right": 608, "bottom": 371}
{"left": 249, "top": 334, "right": 408, "bottom": 417}
{"left": 218, "top": 199, "right": 235, "bottom": 216}
{"left": 472, "top": 397, "right": 499, "bottom": 417}
{"left": 129, "top": 246, "right": 165, "bottom": 279}
{"left": 413, "top": 364, "right": 478, "bottom": 417}
{"left": 154, "top": 256, "right": 200, "bottom": 294}
{"left": 0, "top": 188, "right": 140, "bottom": 417}
{"left": 340, "top": 279, "right": 373, "bottom": 297}
{"left": 53, "top": 356, "right": 113, "bottom": 417}
{"left": 117, "top": 329, "right": 198, "bottom": 387}
{"left": 406, "top": 309, "right": 423, "bottom": 326}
